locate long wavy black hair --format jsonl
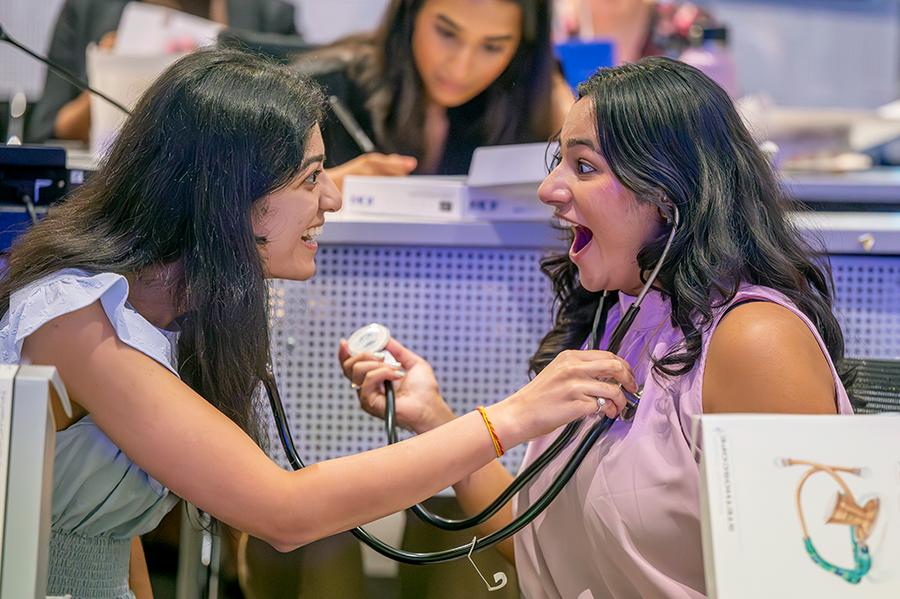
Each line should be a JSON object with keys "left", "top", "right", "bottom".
{"left": 530, "top": 57, "right": 851, "bottom": 392}
{"left": 1, "top": 48, "right": 323, "bottom": 442}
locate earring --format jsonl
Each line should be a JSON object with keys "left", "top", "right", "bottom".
{"left": 657, "top": 204, "right": 672, "bottom": 226}
{"left": 657, "top": 196, "right": 677, "bottom": 227}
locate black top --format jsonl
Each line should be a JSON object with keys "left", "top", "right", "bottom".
{"left": 26, "top": 0, "right": 299, "bottom": 143}
{"left": 304, "top": 52, "right": 525, "bottom": 176}
{"left": 309, "top": 61, "right": 380, "bottom": 171}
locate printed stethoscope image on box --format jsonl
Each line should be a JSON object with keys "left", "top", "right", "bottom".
{"left": 779, "top": 458, "right": 881, "bottom": 584}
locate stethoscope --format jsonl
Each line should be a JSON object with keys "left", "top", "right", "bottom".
{"left": 779, "top": 458, "right": 879, "bottom": 584}
{"left": 263, "top": 204, "right": 679, "bottom": 566}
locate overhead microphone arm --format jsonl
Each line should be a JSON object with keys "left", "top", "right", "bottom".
{"left": 0, "top": 22, "right": 132, "bottom": 116}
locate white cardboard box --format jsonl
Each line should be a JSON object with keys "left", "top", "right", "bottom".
{"left": 0, "top": 366, "right": 71, "bottom": 599}
{"left": 695, "top": 413, "right": 900, "bottom": 599}
{"left": 340, "top": 142, "right": 556, "bottom": 221}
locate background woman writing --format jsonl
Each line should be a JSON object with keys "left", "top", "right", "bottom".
{"left": 294, "top": 0, "right": 574, "bottom": 189}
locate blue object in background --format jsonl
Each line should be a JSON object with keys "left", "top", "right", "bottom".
{"left": 554, "top": 39, "right": 614, "bottom": 91}
{"left": 0, "top": 212, "right": 33, "bottom": 252}
{"left": 0, "top": 145, "right": 69, "bottom": 251}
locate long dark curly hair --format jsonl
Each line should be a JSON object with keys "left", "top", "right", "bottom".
{"left": 530, "top": 57, "right": 852, "bottom": 394}
{"left": 1, "top": 48, "right": 324, "bottom": 442}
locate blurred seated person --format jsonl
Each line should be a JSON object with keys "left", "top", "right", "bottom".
{"left": 293, "top": 0, "right": 575, "bottom": 191}
{"left": 26, "top": 0, "right": 299, "bottom": 144}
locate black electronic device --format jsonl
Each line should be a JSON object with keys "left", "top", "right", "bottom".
{"left": 0, "top": 21, "right": 108, "bottom": 231}
{"left": 0, "top": 145, "right": 69, "bottom": 219}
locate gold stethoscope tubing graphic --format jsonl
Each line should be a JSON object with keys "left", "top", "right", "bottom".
{"left": 785, "top": 458, "right": 878, "bottom": 544}
{"left": 783, "top": 458, "right": 879, "bottom": 585}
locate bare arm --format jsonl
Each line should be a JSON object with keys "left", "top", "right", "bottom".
{"left": 54, "top": 91, "right": 91, "bottom": 143}
{"left": 340, "top": 337, "right": 637, "bottom": 564}
{"left": 703, "top": 301, "right": 838, "bottom": 415}
{"left": 25, "top": 301, "right": 609, "bottom": 552}
{"left": 129, "top": 537, "right": 154, "bottom": 599}
{"left": 52, "top": 32, "right": 117, "bottom": 143}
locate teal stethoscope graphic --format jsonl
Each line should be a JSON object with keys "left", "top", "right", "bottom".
{"left": 781, "top": 458, "right": 880, "bottom": 584}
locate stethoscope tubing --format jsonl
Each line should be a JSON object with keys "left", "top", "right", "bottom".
{"left": 396, "top": 204, "right": 679, "bottom": 532}
{"left": 264, "top": 204, "right": 679, "bottom": 563}
{"left": 266, "top": 367, "right": 616, "bottom": 563}
{"left": 407, "top": 417, "right": 585, "bottom": 531}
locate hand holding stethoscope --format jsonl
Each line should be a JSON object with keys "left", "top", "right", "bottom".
{"left": 338, "top": 334, "right": 450, "bottom": 436}
{"left": 339, "top": 203, "right": 680, "bottom": 433}
{"left": 265, "top": 204, "right": 679, "bottom": 567}
{"left": 339, "top": 331, "right": 638, "bottom": 439}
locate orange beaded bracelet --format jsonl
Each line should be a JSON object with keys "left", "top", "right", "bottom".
{"left": 476, "top": 406, "right": 504, "bottom": 458}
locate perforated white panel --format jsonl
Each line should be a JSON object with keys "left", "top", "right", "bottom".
{"left": 266, "top": 250, "right": 900, "bottom": 472}
{"left": 268, "top": 245, "right": 555, "bottom": 472}
{"left": 831, "top": 255, "right": 900, "bottom": 360}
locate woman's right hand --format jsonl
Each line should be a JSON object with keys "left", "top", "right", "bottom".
{"left": 488, "top": 349, "right": 638, "bottom": 448}
{"left": 327, "top": 153, "right": 418, "bottom": 192}
{"left": 342, "top": 340, "right": 638, "bottom": 449}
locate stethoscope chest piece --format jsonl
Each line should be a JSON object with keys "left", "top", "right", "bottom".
{"left": 348, "top": 323, "right": 391, "bottom": 355}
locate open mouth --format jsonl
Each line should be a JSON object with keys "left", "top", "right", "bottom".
{"left": 571, "top": 224, "right": 594, "bottom": 254}
{"left": 301, "top": 225, "right": 322, "bottom": 243}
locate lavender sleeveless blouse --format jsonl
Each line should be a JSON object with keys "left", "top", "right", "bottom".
{"left": 512, "top": 284, "right": 854, "bottom": 599}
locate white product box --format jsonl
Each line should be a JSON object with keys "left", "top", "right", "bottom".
{"left": 340, "top": 142, "right": 556, "bottom": 221}
{"left": 695, "top": 413, "right": 900, "bottom": 599}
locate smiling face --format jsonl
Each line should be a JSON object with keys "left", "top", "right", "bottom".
{"left": 411, "top": 0, "right": 523, "bottom": 108}
{"left": 253, "top": 127, "right": 341, "bottom": 281}
{"left": 539, "top": 98, "right": 666, "bottom": 295}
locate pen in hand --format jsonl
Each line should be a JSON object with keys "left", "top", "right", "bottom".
{"left": 328, "top": 95, "right": 376, "bottom": 154}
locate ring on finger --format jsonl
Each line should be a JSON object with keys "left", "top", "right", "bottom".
{"left": 595, "top": 397, "right": 606, "bottom": 413}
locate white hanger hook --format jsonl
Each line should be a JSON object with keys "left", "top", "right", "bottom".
{"left": 467, "top": 536, "right": 509, "bottom": 592}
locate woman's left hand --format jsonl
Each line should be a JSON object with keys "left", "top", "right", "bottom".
{"left": 339, "top": 337, "right": 456, "bottom": 434}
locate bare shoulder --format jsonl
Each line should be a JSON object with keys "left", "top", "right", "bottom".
{"left": 24, "top": 299, "right": 123, "bottom": 372}
{"left": 702, "top": 301, "right": 837, "bottom": 415}
{"left": 22, "top": 299, "right": 180, "bottom": 429}
{"left": 22, "top": 300, "right": 112, "bottom": 429}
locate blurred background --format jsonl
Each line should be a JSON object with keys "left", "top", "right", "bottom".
{"left": 2, "top": 0, "right": 897, "bottom": 110}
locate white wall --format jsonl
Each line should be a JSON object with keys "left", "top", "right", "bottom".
{"left": 1, "top": 0, "right": 68, "bottom": 99}
{"left": 294, "top": 0, "right": 390, "bottom": 45}
{"left": 709, "top": 0, "right": 900, "bottom": 108}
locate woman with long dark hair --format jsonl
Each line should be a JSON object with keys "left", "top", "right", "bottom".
{"left": 344, "top": 56, "right": 854, "bottom": 598}
{"left": 0, "top": 47, "right": 609, "bottom": 599}
{"left": 294, "top": 0, "right": 574, "bottom": 189}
